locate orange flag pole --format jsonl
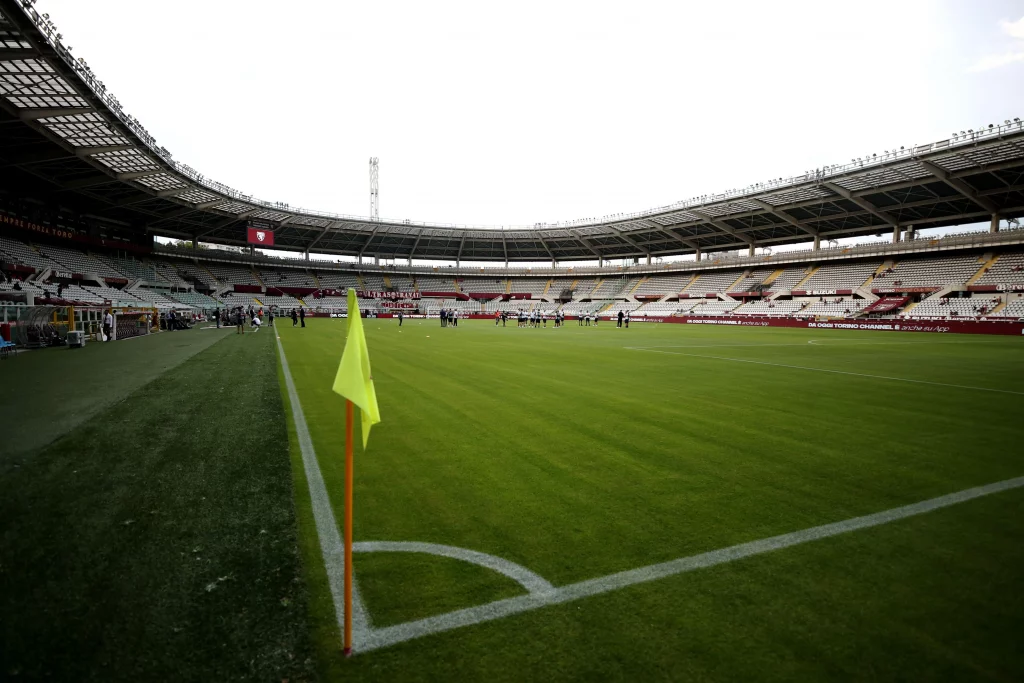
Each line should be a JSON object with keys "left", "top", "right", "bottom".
{"left": 343, "top": 399, "right": 354, "bottom": 657}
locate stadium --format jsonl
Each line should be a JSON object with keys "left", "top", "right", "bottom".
{"left": 2, "top": 0, "right": 1024, "bottom": 680}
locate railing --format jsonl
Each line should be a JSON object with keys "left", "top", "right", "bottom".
{"left": 12, "top": 0, "right": 1024, "bottom": 233}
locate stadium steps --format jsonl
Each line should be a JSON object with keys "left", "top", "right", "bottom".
{"left": 966, "top": 255, "right": 1000, "bottom": 285}
{"left": 899, "top": 300, "right": 920, "bottom": 315}
{"left": 989, "top": 300, "right": 1008, "bottom": 315}
{"left": 506, "top": 279, "right": 512, "bottom": 294}
{"left": 791, "top": 265, "right": 819, "bottom": 290}
{"left": 586, "top": 278, "right": 603, "bottom": 299}
{"left": 356, "top": 273, "right": 367, "bottom": 290}
{"left": 628, "top": 277, "right": 646, "bottom": 295}
{"left": 678, "top": 274, "right": 701, "bottom": 294}
{"left": 725, "top": 272, "right": 747, "bottom": 293}
{"left": 382, "top": 274, "right": 393, "bottom": 288}
{"left": 312, "top": 272, "right": 321, "bottom": 287}
{"left": 864, "top": 260, "right": 895, "bottom": 287}
{"left": 762, "top": 269, "right": 785, "bottom": 286}
{"left": 253, "top": 270, "right": 266, "bottom": 287}
{"left": 541, "top": 279, "right": 552, "bottom": 299}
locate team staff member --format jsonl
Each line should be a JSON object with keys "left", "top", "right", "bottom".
{"left": 299, "top": 307, "right": 306, "bottom": 327}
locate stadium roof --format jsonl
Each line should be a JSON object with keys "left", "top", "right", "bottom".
{"left": 2, "top": 0, "right": 1024, "bottom": 262}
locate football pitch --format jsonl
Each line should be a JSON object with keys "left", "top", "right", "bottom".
{"left": 279, "top": 318, "right": 1024, "bottom": 681}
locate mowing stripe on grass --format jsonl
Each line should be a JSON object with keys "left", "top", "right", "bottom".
{"left": 275, "top": 334, "right": 372, "bottom": 641}
{"left": 358, "top": 475, "right": 1024, "bottom": 653}
{"left": 627, "top": 348, "right": 1024, "bottom": 396}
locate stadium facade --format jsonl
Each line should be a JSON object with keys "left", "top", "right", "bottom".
{"left": 2, "top": 0, "right": 1024, "bottom": 266}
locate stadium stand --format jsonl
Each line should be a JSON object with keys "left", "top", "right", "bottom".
{"left": 798, "top": 260, "right": 879, "bottom": 291}
{"left": 874, "top": 256, "right": 981, "bottom": 288}
{"left": 633, "top": 274, "right": 694, "bottom": 296}
{"left": 992, "top": 295, "right": 1024, "bottom": 318}
{"left": 800, "top": 298, "right": 867, "bottom": 317}
{"left": 733, "top": 300, "right": 808, "bottom": 316}
{"left": 904, "top": 297, "right": 1000, "bottom": 319}
{"left": 688, "top": 270, "right": 744, "bottom": 295}
{"left": 974, "top": 253, "right": 1024, "bottom": 286}
{"left": 765, "top": 267, "right": 812, "bottom": 292}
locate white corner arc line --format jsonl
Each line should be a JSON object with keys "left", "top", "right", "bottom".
{"left": 357, "top": 476, "right": 1024, "bottom": 654}
{"left": 626, "top": 347, "right": 1024, "bottom": 396}
{"left": 353, "top": 541, "right": 555, "bottom": 595}
{"left": 275, "top": 335, "right": 372, "bottom": 640}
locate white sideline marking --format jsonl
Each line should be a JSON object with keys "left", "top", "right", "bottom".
{"left": 626, "top": 347, "right": 1024, "bottom": 396}
{"left": 353, "top": 541, "right": 555, "bottom": 595}
{"left": 275, "top": 335, "right": 373, "bottom": 641}
{"left": 627, "top": 339, "right": 989, "bottom": 351}
{"left": 358, "top": 476, "right": 1024, "bottom": 653}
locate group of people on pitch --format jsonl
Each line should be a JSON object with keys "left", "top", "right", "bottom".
{"left": 439, "top": 308, "right": 459, "bottom": 327}
{"left": 217, "top": 305, "right": 306, "bottom": 334}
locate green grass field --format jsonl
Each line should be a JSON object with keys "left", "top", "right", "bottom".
{"left": 2, "top": 319, "right": 1023, "bottom": 681}
{"left": 278, "top": 317, "right": 1024, "bottom": 682}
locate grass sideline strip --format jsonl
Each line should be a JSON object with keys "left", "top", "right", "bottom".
{"left": 0, "top": 330, "right": 317, "bottom": 682}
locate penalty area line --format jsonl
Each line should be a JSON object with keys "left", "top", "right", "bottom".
{"left": 358, "top": 475, "right": 1024, "bottom": 653}
{"left": 626, "top": 347, "right": 1024, "bottom": 396}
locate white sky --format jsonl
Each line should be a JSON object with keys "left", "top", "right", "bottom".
{"left": 37, "top": 0, "right": 1024, "bottom": 263}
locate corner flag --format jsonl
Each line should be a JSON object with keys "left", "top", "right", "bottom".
{"left": 332, "top": 289, "right": 381, "bottom": 448}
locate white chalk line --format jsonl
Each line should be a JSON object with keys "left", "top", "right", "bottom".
{"left": 275, "top": 335, "right": 373, "bottom": 641}
{"left": 353, "top": 541, "right": 555, "bottom": 595}
{"left": 356, "top": 476, "right": 1024, "bottom": 653}
{"left": 626, "top": 347, "right": 1024, "bottom": 396}
{"left": 627, "top": 339, "right": 995, "bottom": 351}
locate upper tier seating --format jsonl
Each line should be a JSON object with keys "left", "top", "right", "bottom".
{"left": 0, "top": 237, "right": 63, "bottom": 271}
{"left": 206, "top": 265, "right": 261, "bottom": 286}
{"left": 634, "top": 274, "right": 693, "bottom": 296}
{"left": 314, "top": 272, "right": 361, "bottom": 289}
{"left": 873, "top": 255, "right": 980, "bottom": 288}
{"left": 730, "top": 268, "right": 774, "bottom": 292}
{"left": 416, "top": 276, "right": 458, "bottom": 292}
{"left": 36, "top": 244, "right": 127, "bottom": 278}
{"left": 765, "top": 267, "right": 812, "bottom": 292}
{"left": 974, "top": 252, "right": 1024, "bottom": 286}
{"left": 688, "top": 270, "right": 744, "bottom": 295}
{"left": 799, "top": 261, "right": 879, "bottom": 291}
{"left": 506, "top": 278, "right": 548, "bottom": 297}
{"left": 459, "top": 278, "right": 506, "bottom": 293}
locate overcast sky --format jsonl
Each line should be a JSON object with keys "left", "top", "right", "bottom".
{"left": 36, "top": 0, "right": 1024, "bottom": 256}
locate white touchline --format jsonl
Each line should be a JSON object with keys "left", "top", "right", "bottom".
{"left": 275, "top": 335, "right": 373, "bottom": 641}
{"left": 356, "top": 476, "right": 1024, "bottom": 653}
{"left": 626, "top": 347, "right": 1024, "bottom": 396}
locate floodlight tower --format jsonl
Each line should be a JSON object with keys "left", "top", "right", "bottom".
{"left": 369, "top": 157, "right": 379, "bottom": 222}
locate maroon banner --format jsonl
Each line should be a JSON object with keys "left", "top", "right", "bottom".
{"left": 969, "top": 283, "right": 1024, "bottom": 292}
{"left": 651, "top": 315, "right": 1024, "bottom": 335}
{"left": 247, "top": 227, "right": 275, "bottom": 246}
{"left": 234, "top": 284, "right": 262, "bottom": 293}
{"left": 379, "top": 301, "right": 416, "bottom": 309}
{"left": 872, "top": 286, "right": 940, "bottom": 294}
{"left": 863, "top": 297, "right": 909, "bottom": 313}
{"left": 791, "top": 289, "right": 854, "bottom": 296}
{"left": 726, "top": 291, "right": 763, "bottom": 298}
{"left": 103, "top": 277, "right": 128, "bottom": 285}
{"left": 1, "top": 262, "right": 36, "bottom": 274}
{"left": 356, "top": 290, "right": 421, "bottom": 300}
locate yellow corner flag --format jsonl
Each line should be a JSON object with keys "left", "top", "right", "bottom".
{"left": 332, "top": 289, "right": 381, "bottom": 448}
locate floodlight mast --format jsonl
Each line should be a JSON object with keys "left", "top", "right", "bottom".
{"left": 369, "top": 157, "right": 379, "bottom": 222}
